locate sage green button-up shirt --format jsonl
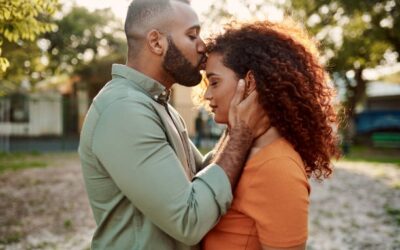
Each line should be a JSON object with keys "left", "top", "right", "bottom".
{"left": 78, "top": 64, "right": 232, "bottom": 250}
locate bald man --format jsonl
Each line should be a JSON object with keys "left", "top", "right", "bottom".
{"left": 79, "top": 0, "right": 266, "bottom": 249}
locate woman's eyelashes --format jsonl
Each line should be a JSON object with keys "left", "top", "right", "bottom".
{"left": 208, "top": 77, "right": 219, "bottom": 87}
{"left": 210, "top": 81, "right": 218, "bottom": 87}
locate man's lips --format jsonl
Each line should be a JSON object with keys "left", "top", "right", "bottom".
{"left": 200, "top": 62, "right": 206, "bottom": 70}
{"left": 198, "top": 56, "right": 207, "bottom": 70}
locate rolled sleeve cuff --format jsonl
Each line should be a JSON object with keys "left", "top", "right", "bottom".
{"left": 194, "top": 163, "right": 233, "bottom": 214}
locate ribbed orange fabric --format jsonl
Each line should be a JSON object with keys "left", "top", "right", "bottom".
{"left": 203, "top": 138, "right": 310, "bottom": 249}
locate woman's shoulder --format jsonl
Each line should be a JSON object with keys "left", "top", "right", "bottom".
{"left": 244, "top": 138, "right": 308, "bottom": 183}
{"left": 248, "top": 138, "right": 302, "bottom": 167}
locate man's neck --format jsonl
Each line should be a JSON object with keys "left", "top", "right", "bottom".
{"left": 126, "top": 60, "right": 174, "bottom": 89}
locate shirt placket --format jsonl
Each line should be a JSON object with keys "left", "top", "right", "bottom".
{"left": 155, "top": 90, "right": 194, "bottom": 179}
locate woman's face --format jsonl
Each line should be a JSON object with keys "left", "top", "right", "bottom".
{"left": 204, "top": 53, "right": 239, "bottom": 124}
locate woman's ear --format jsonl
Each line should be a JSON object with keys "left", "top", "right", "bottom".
{"left": 147, "top": 29, "right": 166, "bottom": 56}
{"left": 244, "top": 71, "right": 257, "bottom": 97}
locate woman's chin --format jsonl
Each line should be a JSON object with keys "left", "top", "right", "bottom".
{"left": 213, "top": 116, "right": 228, "bottom": 125}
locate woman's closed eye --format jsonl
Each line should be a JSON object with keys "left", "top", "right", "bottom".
{"left": 207, "top": 77, "right": 219, "bottom": 87}
{"left": 210, "top": 81, "right": 218, "bottom": 87}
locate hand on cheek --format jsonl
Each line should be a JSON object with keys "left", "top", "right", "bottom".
{"left": 228, "top": 79, "right": 270, "bottom": 139}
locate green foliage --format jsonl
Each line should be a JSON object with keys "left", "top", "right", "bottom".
{"left": 0, "top": 152, "right": 47, "bottom": 173}
{"left": 288, "top": 0, "right": 399, "bottom": 123}
{"left": 44, "top": 6, "right": 126, "bottom": 76}
{"left": 0, "top": 0, "right": 59, "bottom": 72}
{"left": 0, "top": 4, "right": 126, "bottom": 94}
{"left": 342, "top": 145, "right": 400, "bottom": 166}
{"left": 0, "top": 39, "right": 44, "bottom": 92}
{"left": 63, "top": 219, "right": 72, "bottom": 229}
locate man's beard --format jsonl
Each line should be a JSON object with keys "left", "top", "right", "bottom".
{"left": 162, "top": 36, "right": 204, "bottom": 87}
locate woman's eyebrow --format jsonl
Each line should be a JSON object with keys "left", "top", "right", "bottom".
{"left": 206, "top": 72, "right": 219, "bottom": 78}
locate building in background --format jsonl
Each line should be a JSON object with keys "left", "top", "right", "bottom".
{"left": 355, "top": 81, "right": 400, "bottom": 148}
{"left": 0, "top": 76, "right": 85, "bottom": 152}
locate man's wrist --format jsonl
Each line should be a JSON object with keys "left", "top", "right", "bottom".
{"left": 229, "top": 120, "right": 254, "bottom": 141}
{"left": 214, "top": 121, "right": 253, "bottom": 189}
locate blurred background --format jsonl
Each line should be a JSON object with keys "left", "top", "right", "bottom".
{"left": 0, "top": 0, "right": 399, "bottom": 249}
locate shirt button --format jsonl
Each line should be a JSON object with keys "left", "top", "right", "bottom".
{"left": 154, "top": 95, "right": 159, "bottom": 99}
{"left": 162, "top": 91, "right": 167, "bottom": 95}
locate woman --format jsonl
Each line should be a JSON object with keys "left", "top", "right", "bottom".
{"left": 200, "top": 20, "right": 340, "bottom": 250}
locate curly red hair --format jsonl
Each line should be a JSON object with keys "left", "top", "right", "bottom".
{"left": 202, "top": 20, "right": 340, "bottom": 179}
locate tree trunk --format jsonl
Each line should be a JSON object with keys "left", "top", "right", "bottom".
{"left": 341, "top": 67, "right": 367, "bottom": 150}
{"left": 346, "top": 67, "right": 367, "bottom": 120}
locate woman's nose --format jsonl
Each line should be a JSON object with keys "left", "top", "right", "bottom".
{"left": 204, "top": 86, "right": 212, "bottom": 100}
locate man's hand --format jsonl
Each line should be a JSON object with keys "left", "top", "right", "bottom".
{"left": 214, "top": 79, "right": 270, "bottom": 189}
{"left": 228, "top": 79, "right": 270, "bottom": 139}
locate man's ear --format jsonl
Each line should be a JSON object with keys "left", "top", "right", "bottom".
{"left": 244, "top": 71, "right": 257, "bottom": 97}
{"left": 147, "top": 29, "right": 166, "bottom": 56}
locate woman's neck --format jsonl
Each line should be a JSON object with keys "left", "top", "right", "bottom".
{"left": 247, "top": 127, "right": 281, "bottom": 159}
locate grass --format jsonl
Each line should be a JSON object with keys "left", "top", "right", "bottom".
{"left": 0, "top": 152, "right": 47, "bottom": 174}
{"left": 0, "top": 232, "right": 22, "bottom": 244}
{"left": 63, "top": 219, "right": 73, "bottom": 229}
{"left": 201, "top": 144, "right": 400, "bottom": 166}
{"left": 385, "top": 205, "right": 400, "bottom": 226}
{"left": 342, "top": 145, "right": 400, "bottom": 166}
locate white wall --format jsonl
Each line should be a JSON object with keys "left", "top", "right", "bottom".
{"left": 0, "top": 92, "right": 63, "bottom": 136}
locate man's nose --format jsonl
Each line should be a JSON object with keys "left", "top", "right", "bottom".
{"left": 197, "top": 38, "right": 206, "bottom": 53}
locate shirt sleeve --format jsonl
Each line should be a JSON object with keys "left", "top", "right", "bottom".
{"left": 92, "top": 99, "right": 232, "bottom": 246}
{"left": 242, "top": 157, "right": 310, "bottom": 248}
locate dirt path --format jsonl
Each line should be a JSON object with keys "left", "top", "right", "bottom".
{"left": 0, "top": 154, "right": 94, "bottom": 250}
{"left": 0, "top": 154, "right": 399, "bottom": 250}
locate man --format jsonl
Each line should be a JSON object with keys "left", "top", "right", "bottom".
{"left": 79, "top": 0, "right": 266, "bottom": 249}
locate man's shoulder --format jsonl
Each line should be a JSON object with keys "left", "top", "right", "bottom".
{"left": 93, "top": 79, "right": 154, "bottom": 114}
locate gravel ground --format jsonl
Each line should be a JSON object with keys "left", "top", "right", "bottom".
{"left": 308, "top": 161, "right": 400, "bottom": 250}
{"left": 0, "top": 154, "right": 399, "bottom": 250}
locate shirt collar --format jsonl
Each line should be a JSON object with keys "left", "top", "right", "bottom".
{"left": 111, "top": 64, "right": 171, "bottom": 104}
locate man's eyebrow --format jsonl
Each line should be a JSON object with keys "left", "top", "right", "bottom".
{"left": 187, "top": 25, "right": 201, "bottom": 32}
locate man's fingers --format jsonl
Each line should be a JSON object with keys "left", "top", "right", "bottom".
{"left": 239, "top": 90, "right": 258, "bottom": 107}
{"left": 230, "top": 79, "right": 246, "bottom": 106}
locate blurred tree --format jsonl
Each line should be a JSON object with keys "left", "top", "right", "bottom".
{"left": 44, "top": 6, "right": 126, "bottom": 76}
{"left": 76, "top": 53, "right": 126, "bottom": 100}
{"left": 0, "top": 5, "right": 126, "bottom": 94}
{"left": 0, "top": 0, "right": 58, "bottom": 72}
{"left": 289, "top": 0, "right": 399, "bottom": 124}
{"left": 46, "top": 6, "right": 126, "bottom": 103}
{"left": 0, "top": 39, "right": 44, "bottom": 94}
